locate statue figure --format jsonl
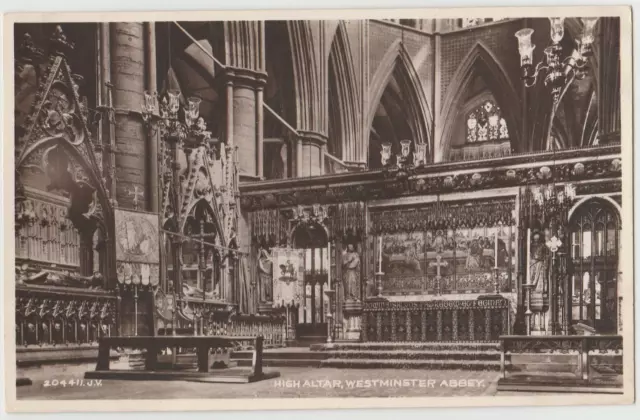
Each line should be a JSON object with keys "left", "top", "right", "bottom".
{"left": 431, "top": 230, "right": 446, "bottom": 254}
{"left": 529, "top": 231, "right": 550, "bottom": 293}
{"left": 257, "top": 247, "right": 273, "bottom": 301}
{"left": 342, "top": 244, "right": 361, "bottom": 301}
{"left": 465, "top": 238, "right": 482, "bottom": 270}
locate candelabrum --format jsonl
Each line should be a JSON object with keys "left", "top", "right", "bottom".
{"left": 141, "top": 90, "right": 213, "bottom": 147}
{"left": 324, "top": 289, "right": 335, "bottom": 344}
{"left": 380, "top": 139, "right": 427, "bottom": 178}
{"left": 515, "top": 17, "right": 598, "bottom": 104}
{"left": 493, "top": 267, "right": 500, "bottom": 295}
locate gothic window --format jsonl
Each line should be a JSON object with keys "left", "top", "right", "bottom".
{"left": 570, "top": 199, "right": 620, "bottom": 333}
{"left": 466, "top": 100, "right": 509, "bottom": 143}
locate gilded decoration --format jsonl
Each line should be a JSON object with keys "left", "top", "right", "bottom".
{"left": 239, "top": 145, "right": 621, "bottom": 211}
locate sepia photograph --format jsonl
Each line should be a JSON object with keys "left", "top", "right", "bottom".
{"left": 3, "top": 6, "right": 634, "bottom": 412}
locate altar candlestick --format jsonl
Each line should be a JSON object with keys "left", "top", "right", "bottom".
{"left": 494, "top": 230, "right": 499, "bottom": 269}
{"left": 526, "top": 228, "right": 531, "bottom": 284}
{"left": 327, "top": 242, "right": 331, "bottom": 290}
{"left": 378, "top": 236, "right": 383, "bottom": 273}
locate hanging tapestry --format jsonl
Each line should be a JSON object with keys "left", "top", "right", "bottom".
{"left": 115, "top": 209, "right": 160, "bottom": 287}
{"left": 373, "top": 200, "right": 516, "bottom": 295}
{"left": 271, "top": 247, "right": 304, "bottom": 308}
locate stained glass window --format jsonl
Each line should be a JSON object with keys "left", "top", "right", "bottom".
{"left": 466, "top": 100, "right": 509, "bottom": 143}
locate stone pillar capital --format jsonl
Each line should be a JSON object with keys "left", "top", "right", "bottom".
{"left": 297, "top": 130, "right": 327, "bottom": 147}
{"left": 223, "top": 66, "right": 267, "bottom": 90}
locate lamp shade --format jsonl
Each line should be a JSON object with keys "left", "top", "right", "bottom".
{"left": 400, "top": 139, "right": 412, "bottom": 158}
{"left": 515, "top": 28, "right": 535, "bottom": 65}
{"left": 143, "top": 91, "right": 158, "bottom": 115}
{"left": 167, "top": 90, "right": 181, "bottom": 114}
{"left": 580, "top": 17, "right": 598, "bottom": 47}
{"left": 186, "top": 97, "right": 202, "bottom": 122}
{"left": 549, "top": 18, "right": 566, "bottom": 44}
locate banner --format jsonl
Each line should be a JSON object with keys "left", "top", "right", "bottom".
{"left": 271, "top": 247, "right": 304, "bottom": 308}
{"left": 115, "top": 209, "right": 160, "bottom": 287}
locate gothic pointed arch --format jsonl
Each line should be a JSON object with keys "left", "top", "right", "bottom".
{"left": 14, "top": 27, "right": 115, "bottom": 288}
{"left": 328, "top": 21, "right": 359, "bottom": 162}
{"left": 176, "top": 152, "right": 228, "bottom": 249}
{"left": 263, "top": 21, "right": 298, "bottom": 179}
{"left": 438, "top": 42, "right": 521, "bottom": 161}
{"left": 366, "top": 41, "right": 432, "bottom": 168}
{"left": 287, "top": 20, "right": 321, "bottom": 133}
{"left": 15, "top": 31, "right": 112, "bottom": 230}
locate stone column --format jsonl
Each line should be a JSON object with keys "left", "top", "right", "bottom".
{"left": 222, "top": 20, "right": 266, "bottom": 182}
{"left": 224, "top": 67, "right": 267, "bottom": 181}
{"left": 297, "top": 131, "right": 327, "bottom": 177}
{"left": 110, "top": 22, "right": 148, "bottom": 210}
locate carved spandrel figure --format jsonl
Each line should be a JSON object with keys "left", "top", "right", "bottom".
{"left": 342, "top": 244, "right": 361, "bottom": 301}
{"left": 529, "top": 231, "right": 550, "bottom": 293}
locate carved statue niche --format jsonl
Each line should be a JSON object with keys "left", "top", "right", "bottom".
{"left": 342, "top": 240, "right": 362, "bottom": 302}
{"left": 257, "top": 244, "right": 274, "bottom": 302}
{"left": 529, "top": 229, "right": 550, "bottom": 295}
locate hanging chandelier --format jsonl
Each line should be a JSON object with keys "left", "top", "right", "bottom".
{"left": 380, "top": 139, "right": 427, "bottom": 178}
{"left": 515, "top": 17, "right": 598, "bottom": 103}
{"left": 141, "top": 90, "right": 213, "bottom": 146}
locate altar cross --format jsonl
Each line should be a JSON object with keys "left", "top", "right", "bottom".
{"left": 429, "top": 255, "right": 448, "bottom": 294}
{"left": 127, "top": 186, "right": 145, "bottom": 210}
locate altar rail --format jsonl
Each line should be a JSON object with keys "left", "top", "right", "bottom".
{"left": 499, "top": 335, "right": 623, "bottom": 380}
{"left": 227, "top": 315, "right": 286, "bottom": 348}
{"left": 362, "top": 299, "right": 510, "bottom": 342}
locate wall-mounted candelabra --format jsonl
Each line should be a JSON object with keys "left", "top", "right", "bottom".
{"left": 380, "top": 139, "right": 427, "bottom": 179}
{"left": 141, "top": 90, "right": 213, "bottom": 147}
{"left": 515, "top": 17, "right": 598, "bottom": 104}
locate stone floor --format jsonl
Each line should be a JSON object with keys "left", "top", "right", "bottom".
{"left": 17, "top": 363, "right": 501, "bottom": 399}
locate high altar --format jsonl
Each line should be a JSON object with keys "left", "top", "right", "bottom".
{"left": 242, "top": 143, "right": 622, "bottom": 343}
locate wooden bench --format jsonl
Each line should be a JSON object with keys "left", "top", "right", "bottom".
{"left": 95, "top": 335, "right": 263, "bottom": 376}
{"left": 498, "top": 335, "right": 623, "bottom": 393}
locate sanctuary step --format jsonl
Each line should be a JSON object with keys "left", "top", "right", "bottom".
{"left": 232, "top": 347, "right": 329, "bottom": 368}
{"left": 232, "top": 342, "right": 505, "bottom": 371}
